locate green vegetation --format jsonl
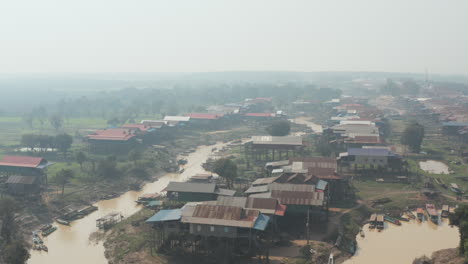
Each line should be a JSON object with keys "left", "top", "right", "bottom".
{"left": 212, "top": 158, "right": 238, "bottom": 188}
{"left": 266, "top": 120, "right": 291, "bottom": 136}
{"left": 449, "top": 205, "right": 468, "bottom": 259}
{"left": 401, "top": 121, "right": 425, "bottom": 153}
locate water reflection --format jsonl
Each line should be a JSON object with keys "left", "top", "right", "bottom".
{"left": 344, "top": 217, "right": 458, "bottom": 264}
{"left": 29, "top": 141, "right": 230, "bottom": 264}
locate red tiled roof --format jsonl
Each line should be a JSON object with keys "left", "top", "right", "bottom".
{"left": 187, "top": 113, "right": 224, "bottom": 120}
{"left": 244, "top": 113, "right": 275, "bottom": 117}
{"left": 0, "top": 156, "right": 45, "bottom": 168}
{"left": 122, "top": 124, "right": 151, "bottom": 132}
{"left": 87, "top": 129, "right": 136, "bottom": 141}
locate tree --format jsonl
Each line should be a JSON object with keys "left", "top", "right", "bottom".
{"left": 55, "top": 133, "right": 73, "bottom": 157}
{"left": 3, "top": 241, "right": 30, "bottom": 264}
{"left": 449, "top": 205, "right": 468, "bottom": 257}
{"left": 213, "top": 158, "right": 237, "bottom": 188}
{"left": 97, "top": 156, "right": 121, "bottom": 178}
{"left": 0, "top": 197, "right": 19, "bottom": 242}
{"left": 128, "top": 149, "right": 142, "bottom": 166}
{"left": 49, "top": 114, "right": 64, "bottom": 131}
{"left": 127, "top": 166, "right": 149, "bottom": 180}
{"left": 401, "top": 122, "right": 425, "bottom": 153}
{"left": 55, "top": 169, "right": 74, "bottom": 197}
{"left": 22, "top": 113, "right": 34, "bottom": 129}
{"left": 75, "top": 151, "right": 87, "bottom": 170}
{"left": 20, "top": 134, "right": 37, "bottom": 151}
{"left": 381, "top": 79, "right": 400, "bottom": 96}
{"left": 266, "top": 120, "right": 291, "bottom": 136}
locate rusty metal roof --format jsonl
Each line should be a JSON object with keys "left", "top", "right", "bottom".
{"left": 270, "top": 190, "right": 324, "bottom": 206}
{"left": 182, "top": 204, "right": 260, "bottom": 228}
{"left": 269, "top": 183, "right": 315, "bottom": 192}
{"left": 165, "top": 182, "right": 216, "bottom": 193}
{"left": 252, "top": 176, "right": 280, "bottom": 186}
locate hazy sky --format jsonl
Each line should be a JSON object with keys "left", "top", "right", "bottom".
{"left": 1, "top": 0, "right": 467, "bottom": 74}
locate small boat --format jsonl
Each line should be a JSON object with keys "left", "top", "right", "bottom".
{"left": 405, "top": 210, "right": 416, "bottom": 220}
{"left": 178, "top": 168, "right": 185, "bottom": 173}
{"left": 360, "top": 228, "right": 365, "bottom": 237}
{"left": 135, "top": 193, "right": 159, "bottom": 204}
{"left": 416, "top": 208, "right": 424, "bottom": 221}
{"left": 398, "top": 216, "right": 410, "bottom": 222}
{"left": 41, "top": 245, "right": 48, "bottom": 252}
{"left": 384, "top": 215, "right": 401, "bottom": 226}
{"left": 377, "top": 214, "right": 385, "bottom": 230}
{"left": 425, "top": 204, "right": 439, "bottom": 224}
{"left": 56, "top": 218, "right": 70, "bottom": 225}
{"left": 441, "top": 205, "right": 449, "bottom": 218}
{"left": 40, "top": 224, "right": 53, "bottom": 232}
{"left": 42, "top": 226, "right": 57, "bottom": 236}
{"left": 369, "top": 214, "right": 377, "bottom": 229}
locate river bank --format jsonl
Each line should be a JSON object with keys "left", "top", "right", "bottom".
{"left": 27, "top": 136, "right": 247, "bottom": 264}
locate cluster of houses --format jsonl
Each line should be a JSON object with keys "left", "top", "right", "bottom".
{"left": 146, "top": 158, "right": 330, "bottom": 248}
{"left": 324, "top": 101, "right": 405, "bottom": 173}
{"left": 85, "top": 98, "right": 286, "bottom": 154}
{"left": 406, "top": 96, "right": 468, "bottom": 146}
{"left": 0, "top": 155, "right": 52, "bottom": 195}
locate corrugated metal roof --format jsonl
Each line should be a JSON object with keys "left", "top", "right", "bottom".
{"left": 187, "top": 113, "right": 224, "bottom": 120}
{"left": 269, "top": 183, "right": 315, "bottom": 192}
{"left": 5, "top": 175, "right": 37, "bottom": 185}
{"left": 0, "top": 156, "right": 45, "bottom": 168}
{"left": 165, "top": 182, "right": 216, "bottom": 193}
{"left": 216, "top": 188, "right": 236, "bottom": 196}
{"left": 182, "top": 204, "right": 263, "bottom": 228}
{"left": 347, "top": 148, "right": 396, "bottom": 157}
{"left": 245, "top": 185, "right": 270, "bottom": 194}
{"left": 271, "top": 190, "right": 324, "bottom": 206}
{"left": 163, "top": 116, "right": 190, "bottom": 122}
{"left": 252, "top": 176, "right": 280, "bottom": 186}
{"left": 146, "top": 209, "right": 182, "bottom": 222}
{"left": 216, "top": 197, "right": 248, "bottom": 207}
{"left": 87, "top": 129, "right": 136, "bottom": 141}
{"left": 251, "top": 136, "right": 303, "bottom": 146}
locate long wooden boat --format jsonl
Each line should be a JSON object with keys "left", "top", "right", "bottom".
{"left": 384, "top": 215, "right": 401, "bottom": 226}
{"left": 41, "top": 226, "right": 57, "bottom": 236}
{"left": 416, "top": 208, "right": 424, "bottom": 221}
{"left": 56, "top": 218, "right": 70, "bottom": 225}
{"left": 425, "top": 204, "right": 438, "bottom": 224}
{"left": 441, "top": 205, "right": 449, "bottom": 218}
{"left": 369, "top": 214, "right": 377, "bottom": 229}
{"left": 377, "top": 214, "right": 385, "bottom": 230}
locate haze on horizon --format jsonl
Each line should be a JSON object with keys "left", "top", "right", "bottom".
{"left": 1, "top": 0, "right": 467, "bottom": 75}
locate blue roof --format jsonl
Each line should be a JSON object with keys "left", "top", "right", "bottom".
{"left": 253, "top": 213, "right": 270, "bottom": 231}
{"left": 348, "top": 148, "right": 395, "bottom": 157}
{"left": 442, "top": 122, "right": 468, "bottom": 127}
{"left": 316, "top": 180, "right": 328, "bottom": 191}
{"left": 146, "top": 209, "right": 182, "bottom": 223}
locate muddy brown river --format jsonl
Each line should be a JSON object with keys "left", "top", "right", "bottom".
{"left": 29, "top": 141, "right": 230, "bottom": 264}
{"left": 344, "top": 217, "right": 459, "bottom": 264}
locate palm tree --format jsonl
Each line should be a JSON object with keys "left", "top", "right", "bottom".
{"left": 55, "top": 169, "right": 74, "bottom": 197}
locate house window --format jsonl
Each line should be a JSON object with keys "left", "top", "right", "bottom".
{"left": 224, "top": 227, "right": 229, "bottom": 232}
{"left": 197, "top": 225, "right": 201, "bottom": 232}
{"left": 210, "top": 226, "right": 215, "bottom": 232}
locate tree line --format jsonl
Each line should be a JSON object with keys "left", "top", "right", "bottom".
{"left": 21, "top": 133, "right": 73, "bottom": 155}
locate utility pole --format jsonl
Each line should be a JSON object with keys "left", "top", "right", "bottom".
{"left": 306, "top": 206, "right": 310, "bottom": 245}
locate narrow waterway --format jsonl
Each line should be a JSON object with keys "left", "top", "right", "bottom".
{"left": 29, "top": 141, "right": 231, "bottom": 264}
{"left": 290, "top": 117, "right": 323, "bottom": 134}
{"left": 343, "top": 217, "right": 459, "bottom": 264}
{"left": 419, "top": 160, "right": 450, "bottom": 174}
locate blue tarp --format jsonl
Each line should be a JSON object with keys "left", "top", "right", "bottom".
{"left": 253, "top": 213, "right": 270, "bottom": 231}
{"left": 316, "top": 180, "right": 328, "bottom": 191}
{"left": 146, "top": 209, "right": 182, "bottom": 223}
